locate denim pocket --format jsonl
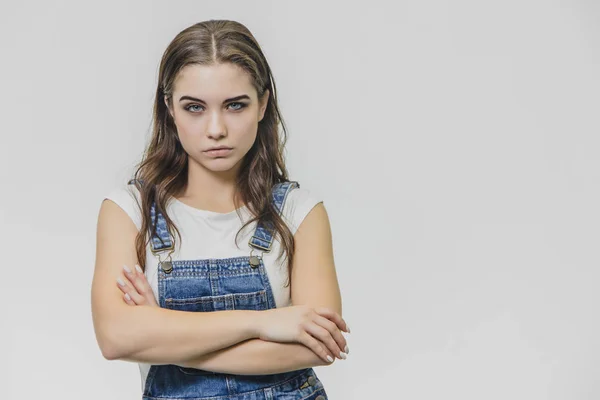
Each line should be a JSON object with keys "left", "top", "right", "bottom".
{"left": 299, "top": 388, "right": 327, "bottom": 400}
{"left": 176, "top": 365, "right": 217, "bottom": 376}
{"left": 170, "top": 290, "right": 267, "bottom": 377}
{"left": 165, "top": 289, "right": 268, "bottom": 312}
{"left": 269, "top": 370, "right": 327, "bottom": 400}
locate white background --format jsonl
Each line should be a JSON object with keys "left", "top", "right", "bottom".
{"left": 1, "top": 0, "right": 599, "bottom": 398}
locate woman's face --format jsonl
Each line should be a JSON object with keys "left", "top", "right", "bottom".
{"left": 165, "top": 63, "right": 269, "bottom": 174}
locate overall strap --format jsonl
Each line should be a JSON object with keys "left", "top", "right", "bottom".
{"left": 248, "top": 181, "right": 300, "bottom": 252}
{"left": 128, "top": 179, "right": 300, "bottom": 254}
{"left": 127, "top": 179, "right": 174, "bottom": 254}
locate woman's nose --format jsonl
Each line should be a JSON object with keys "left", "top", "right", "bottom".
{"left": 206, "top": 112, "right": 226, "bottom": 138}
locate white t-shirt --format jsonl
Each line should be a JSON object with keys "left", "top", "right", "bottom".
{"left": 103, "top": 181, "right": 323, "bottom": 391}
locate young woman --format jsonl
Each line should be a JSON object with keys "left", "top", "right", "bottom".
{"left": 91, "top": 19, "right": 349, "bottom": 399}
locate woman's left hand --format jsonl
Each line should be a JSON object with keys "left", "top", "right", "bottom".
{"left": 116, "top": 264, "right": 159, "bottom": 307}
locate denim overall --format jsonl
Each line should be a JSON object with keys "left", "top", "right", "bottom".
{"left": 130, "top": 179, "right": 329, "bottom": 400}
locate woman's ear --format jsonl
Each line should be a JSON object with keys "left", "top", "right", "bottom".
{"left": 164, "top": 95, "right": 174, "bottom": 119}
{"left": 258, "top": 89, "right": 270, "bottom": 121}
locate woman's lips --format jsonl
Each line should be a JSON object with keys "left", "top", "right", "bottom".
{"left": 204, "top": 148, "right": 233, "bottom": 157}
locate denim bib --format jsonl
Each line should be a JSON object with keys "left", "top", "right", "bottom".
{"left": 129, "top": 179, "right": 328, "bottom": 400}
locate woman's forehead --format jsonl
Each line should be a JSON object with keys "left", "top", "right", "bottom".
{"left": 173, "top": 63, "right": 255, "bottom": 100}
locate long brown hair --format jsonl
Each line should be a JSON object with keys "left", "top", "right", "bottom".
{"left": 129, "top": 20, "right": 295, "bottom": 287}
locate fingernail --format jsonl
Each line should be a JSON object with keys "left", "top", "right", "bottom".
{"left": 346, "top": 326, "right": 351, "bottom": 333}
{"left": 344, "top": 345, "right": 349, "bottom": 354}
{"left": 117, "top": 277, "right": 126, "bottom": 286}
{"left": 125, "top": 293, "right": 131, "bottom": 301}
{"left": 123, "top": 265, "right": 131, "bottom": 273}
{"left": 340, "top": 351, "right": 347, "bottom": 360}
{"left": 135, "top": 264, "right": 143, "bottom": 274}
{"left": 326, "top": 355, "right": 333, "bottom": 363}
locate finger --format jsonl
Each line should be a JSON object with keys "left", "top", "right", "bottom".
{"left": 315, "top": 307, "right": 350, "bottom": 333}
{"left": 135, "top": 264, "right": 144, "bottom": 275}
{"left": 298, "top": 332, "right": 335, "bottom": 364}
{"left": 314, "top": 314, "right": 348, "bottom": 357}
{"left": 121, "top": 265, "right": 158, "bottom": 307}
{"left": 123, "top": 292, "right": 136, "bottom": 305}
{"left": 314, "top": 307, "right": 348, "bottom": 332}
{"left": 133, "top": 265, "right": 158, "bottom": 306}
{"left": 123, "top": 264, "right": 151, "bottom": 300}
{"left": 304, "top": 322, "right": 344, "bottom": 360}
{"left": 116, "top": 276, "right": 144, "bottom": 305}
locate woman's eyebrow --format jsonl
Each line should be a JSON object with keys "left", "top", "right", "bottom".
{"left": 179, "top": 94, "right": 250, "bottom": 103}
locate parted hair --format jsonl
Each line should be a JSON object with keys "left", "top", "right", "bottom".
{"left": 129, "top": 19, "right": 296, "bottom": 287}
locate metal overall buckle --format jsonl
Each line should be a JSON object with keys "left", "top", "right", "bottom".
{"left": 149, "top": 234, "right": 175, "bottom": 274}
{"left": 157, "top": 249, "right": 175, "bottom": 274}
{"left": 249, "top": 248, "right": 262, "bottom": 268}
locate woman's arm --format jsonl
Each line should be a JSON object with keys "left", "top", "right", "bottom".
{"left": 92, "top": 200, "right": 260, "bottom": 363}
{"left": 105, "top": 306, "right": 261, "bottom": 364}
{"left": 179, "top": 338, "right": 331, "bottom": 375}
{"left": 174, "top": 202, "right": 347, "bottom": 374}
{"left": 288, "top": 202, "right": 343, "bottom": 317}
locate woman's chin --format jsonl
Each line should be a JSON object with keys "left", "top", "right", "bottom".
{"left": 201, "top": 158, "right": 240, "bottom": 172}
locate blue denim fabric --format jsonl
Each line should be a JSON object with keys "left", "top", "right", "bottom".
{"left": 128, "top": 180, "right": 329, "bottom": 400}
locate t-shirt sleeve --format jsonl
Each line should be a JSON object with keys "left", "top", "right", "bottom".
{"left": 104, "top": 183, "right": 143, "bottom": 231}
{"left": 281, "top": 186, "right": 324, "bottom": 235}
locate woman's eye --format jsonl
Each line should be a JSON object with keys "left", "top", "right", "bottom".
{"left": 185, "top": 104, "right": 204, "bottom": 112}
{"left": 227, "top": 102, "right": 247, "bottom": 111}
{"left": 184, "top": 103, "right": 247, "bottom": 113}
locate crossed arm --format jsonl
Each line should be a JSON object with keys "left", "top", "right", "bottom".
{"left": 110, "top": 202, "right": 345, "bottom": 375}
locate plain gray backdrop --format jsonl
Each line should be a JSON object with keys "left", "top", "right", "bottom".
{"left": 1, "top": 0, "right": 599, "bottom": 398}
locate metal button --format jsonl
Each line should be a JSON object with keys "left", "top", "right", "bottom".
{"left": 307, "top": 376, "right": 316, "bottom": 386}
{"left": 160, "top": 261, "right": 172, "bottom": 274}
{"left": 299, "top": 381, "right": 310, "bottom": 389}
{"left": 249, "top": 255, "right": 260, "bottom": 268}
{"left": 315, "top": 396, "right": 325, "bottom": 400}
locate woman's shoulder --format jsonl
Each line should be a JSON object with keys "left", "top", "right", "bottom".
{"left": 103, "top": 180, "right": 142, "bottom": 231}
{"left": 280, "top": 181, "right": 324, "bottom": 235}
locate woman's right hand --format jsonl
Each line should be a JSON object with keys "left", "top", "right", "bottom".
{"left": 255, "top": 305, "right": 350, "bottom": 363}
